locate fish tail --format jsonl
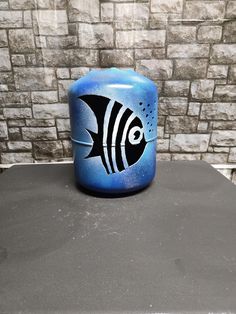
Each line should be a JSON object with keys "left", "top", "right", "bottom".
{"left": 86, "top": 129, "right": 110, "bottom": 174}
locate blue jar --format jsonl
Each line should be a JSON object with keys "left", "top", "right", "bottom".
{"left": 69, "top": 68, "right": 158, "bottom": 194}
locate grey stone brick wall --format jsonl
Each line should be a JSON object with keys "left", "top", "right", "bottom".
{"left": 0, "top": 0, "right": 236, "bottom": 164}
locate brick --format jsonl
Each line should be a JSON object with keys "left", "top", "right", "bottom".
{"left": 68, "top": 0, "right": 99, "bottom": 22}
{"left": 54, "top": 0, "right": 66, "bottom": 9}
{"left": 0, "top": 2, "right": 8, "bottom": 9}
{"left": 33, "top": 10, "right": 68, "bottom": 35}
{"left": 1, "top": 152, "right": 33, "bottom": 164}
{"left": 191, "top": 80, "right": 214, "bottom": 100}
{"left": 149, "top": 14, "right": 168, "bottom": 29}
{"left": 0, "top": 73, "right": 14, "bottom": 87}
{"left": 202, "top": 153, "right": 228, "bottom": 164}
{"left": 226, "top": 1, "right": 236, "bottom": 18}
{"left": 7, "top": 141, "right": 32, "bottom": 151}
{"left": 34, "top": 141, "right": 63, "bottom": 159}
{"left": 207, "top": 65, "right": 228, "bottom": 79}
{"left": 23, "top": 10, "right": 32, "bottom": 27}
{"left": 167, "top": 44, "right": 209, "bottom": 58}
{"left": 172, "top": 153, "right": 201, "bottom": 161}
{"left": 170, "top": 134, "right": 210, "bottom": 152}
{"left": 79, "top": 24, "right": 113, "bottom": 49}
{"left": 135, "top": 48, "right": 165, "bottom": 60}
{"left": 0, "top": 85, "right": 8, "bottom": 92}
{"left": 188, "top": 102, "right": 201, "bottom": 116}
{"left": 198, "top": 26, "right": 222, "bottom": 43}
{"left": 31, "top": 91, "right": 58, "bottom": 104}
{"left": 8, "top": 128, "right": 21, "bottom": 141}
{"left": 9, "top": 0, "right": 35, "bottom": 9}
{"left": 229, "top": 148, "right": 236, "bottom": 162}
{"left": 167, "top": 26, "right": 196, "bottom": 43}
{"left": 47, "top": 36, "right": 77, "bottom": 49}
{"left": 25, "top": 54, "right": 36, "bottom": 66}
{"left": 115, "top": 3, "right": 149, "bottom": 29}
{"left": 223, "top": 21, "right": 236, "bottom": 43}
{"left": 37, "top": 49, "right": 98, "bottom": 67}
{"left": 0, "top": 11, "right": 23, "bottom": 28}
{"left": 136, "top": 59, "right": 172, "bottom": 80}
{"left": 201, "top": 103, "right": 236, "bottom": 120}
{"left": 166, "top": 116, "right": 198, "bottom": 133}
{"left": 9, "top": 29, "right": 35, "bottom": 53}
{"left": 164, "top": 81, "right": 189, "bottom": 97}
{"left": 56, "top": 119, "right": 70, "bottom": 132}
{"left": 3, "top": 108, "right": 32, "bottom": 119}
{"left": 116, "top": 30, "right": 166, "bottom": 48}
{"left": 214, "top": 86, "right": 236, "bottom": 101}
{"left": 8, "top": 119, "right": 25, "bottom": 127}
{"left": 157, "top": 126, "right": 164, "bottom": 139}
{"left": 58, "top": 132, "right": 70, "bottom": 140}
{"left": 157, "top": 139, "right": 169, "bottom": 152}
{"left": 0, "top": 121, "right": 8, "bottom": 140}
{"left": 58, "top": 80, "right": 74, "bottom": 102}
{"left": 26, "top": 119, "right": 55, "bottom": 127}
{"left": 229, "top": 66, "right": 236, "bottom": 84}
{"left": 174, "top": 59, "right": 208, "bottom": 79}
{"left": 70, "top": 67, "right": 90, "bottom": 79}
{"left": 151, "top": 0, "right": 183, "bottom": 13}
{"left": 0, "top": 92, "right": 30, "bottom": 105}
{"left": 14, "top": 67, "right": 57, "bottom": 91}
{"left": 100, "top": 50, "right": 134, "bottom": 67}
{"left": 159, "top": 97, "right": 188, "bottom": 115}
{"left": 68, "top": 23, "right": 76, "bottom": 36}
{"left": 214, "top": 147, "right": 230, "bottom": 153}
{"left": 183, "top": 1, "right": 225, "bottom": 20}
{"left": 33, "top": 103, "right": 69, "bottom": 119}
{"left": 211, "top": 44, "right": 236, "bottom": 64}
{"left": 0, "top": 48, "right": 11, "bottom": 71}
{"left": 36, "top": 0, "right": 54, "bottom": 8}
{"left": 0, "top": 30, "right": 7, "bottom": 47}
{"left": 197, "top": 121, "right": 208, "bottom": 132}
{"left": 211, "top": 131, "right": 236, "bottom": 146}
{"left": 101, "top": 3, "right": 114, "bottom": 22}
{"left": 157, "top": 153, "right": 171, "bottom": 161}
{"left": 35, "top": 36, "right": 46, "bottom": 48}
{"left": 212, "top": 121, "right": 236, "bottom": 130}
{"left": 11, "top": 54, "right": 25, "bottom": 66}
{"left": 62, "top": 140, "right": 72, "bottom": 157}
{"left": 157, "top": 116, "right": 165, "bottom": 126}
{"left": 22, "top": 127, "right": 57, "bottom": 140}
{"left": 0, "top": 142, "right": 7, "bottom": 152}
{"left": 56, "top": 68, "right": 70, "bottom": 79}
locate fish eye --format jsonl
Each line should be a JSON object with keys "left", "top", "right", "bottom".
{"left": 128, "top": 126, "right": 143, "bottom": 145}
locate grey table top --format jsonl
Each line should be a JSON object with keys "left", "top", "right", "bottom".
{"left": 0, "top": 161, "right": 236, "bottom": 313}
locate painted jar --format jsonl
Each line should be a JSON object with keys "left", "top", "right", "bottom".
{"left": 69, "top": 68, "right": 158, "bottom": 194}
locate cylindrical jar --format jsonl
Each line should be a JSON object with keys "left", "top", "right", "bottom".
{"left": 69, "top": 68, "right": 158, "bottom": 194}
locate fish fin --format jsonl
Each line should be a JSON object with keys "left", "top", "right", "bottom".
{"left": 79, "top": 95, "right": 110, "bottom": 132}
{"left": 85, "top": 129, "right": 102, "bottom": 158}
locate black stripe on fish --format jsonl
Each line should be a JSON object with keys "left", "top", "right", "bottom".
{"left": 79, "top": 95, "right": 147, "bottom": 175}
{"left": 115, "top": 108, "right": 133, "bottom": 172}
{"left": 106, "top": 101, "right": 122, "bottom": 174}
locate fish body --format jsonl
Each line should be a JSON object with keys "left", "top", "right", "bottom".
{"left": 79, "top": 94, "right": 147, "bottom": 175}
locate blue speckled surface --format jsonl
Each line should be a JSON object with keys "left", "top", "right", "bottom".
{"left": 69, "top": 68, "right": 158, "bottom": 194}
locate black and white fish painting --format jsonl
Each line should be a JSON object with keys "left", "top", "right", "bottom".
{"left": 79, "top": 95, "right": 147, "bottom": 175}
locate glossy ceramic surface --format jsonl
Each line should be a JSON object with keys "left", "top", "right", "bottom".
{"left": 69, "top": 68, "right": 158, "bottom": 194}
